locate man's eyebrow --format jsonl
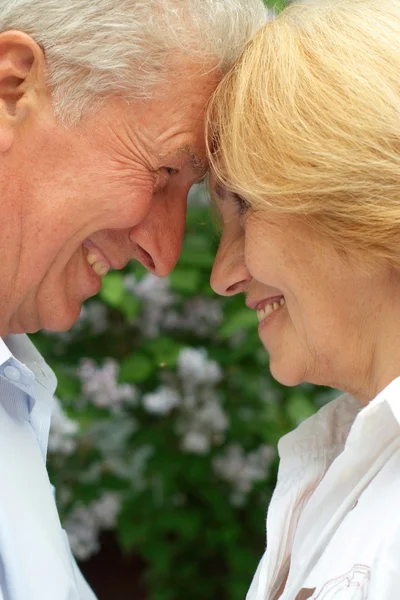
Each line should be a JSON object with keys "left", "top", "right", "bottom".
{"left": 186, "top": 148, "right": 207, "bottom": 182}
{"left": 162, "top": 145, "right": 208, "bottom": 182}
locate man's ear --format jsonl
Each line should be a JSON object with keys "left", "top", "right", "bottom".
{"left": 0, "top": 30, "right": 47, "bottom": 153}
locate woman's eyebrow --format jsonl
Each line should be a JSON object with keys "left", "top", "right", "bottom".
{"left": 212, "top": 183, "right": 229, "bottom": 202}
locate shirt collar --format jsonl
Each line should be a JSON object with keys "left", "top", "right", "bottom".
{"left": 366, "top": 375, "right": 400, "bottom": 421}
{"left": 0, "top": 337, "right": 12, "bottom": 366}
{"left": 278, "top": 392, "right": 361, "bottom": 462}
{"left": 278, "top": 375, "right": 400, "bottom": 463}
{"left": 2, "top": 334, "right": 57, "bottom": 397}
{"left": 0, "top": 334, "right": 57, "bottom": 461}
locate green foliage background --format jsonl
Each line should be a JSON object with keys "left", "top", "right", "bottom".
{"left": 31, "top": 2, "right": 336, "bottom": 598}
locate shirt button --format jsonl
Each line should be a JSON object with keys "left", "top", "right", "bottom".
{"left": 4, "top": 366, "right": 21, "bottom": 382}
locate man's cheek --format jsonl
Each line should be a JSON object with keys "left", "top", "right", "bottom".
{"left": 95, "top": 183, "right": 154, "bottom": 231}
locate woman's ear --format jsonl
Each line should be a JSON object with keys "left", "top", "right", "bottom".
{"left": 0, "top": 30, "right": 48, "bottom": 152}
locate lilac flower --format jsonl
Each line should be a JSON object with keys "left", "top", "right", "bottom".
{"left": 77, "top": 358, "right": 137, "bottom": 408}
{"left": 78, "top": 301, "right": 108, "bottom": 334}
{"left": 213, "top": 443, "right": 274, "bottom": 500}
{"left": 48, "top": 397, "right": 78, "bottom": 456}
{"left": 142, "top": 386, "right": 181, "bottom": 415}
{"left": 64, "top": 505, "right": 100, "bottom": 561}
{"left": 65, "top": 493, "right": 121, "bottom": 561}
{"left": 125, "top": 273, "right": 176, "bottom": 338}
{"left": 164, "top": 297, "right": 223, "bottom": 337}
{"left": 90, "top": 493, "right": 121, "bottom": 529}
{"left": 181, "top": 431, "right": 210, "bottom": 454}
{"left": 177, "top": 348, "right": 222, "bottom": 387}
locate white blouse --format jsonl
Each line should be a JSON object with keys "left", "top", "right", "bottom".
{"left": 248, "top": 377, "right": 400, "bottom": 600}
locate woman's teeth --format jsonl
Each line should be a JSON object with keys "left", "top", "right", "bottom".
{"left": 257, "top": 297, "right": 285, "bottom": 322}
{"left": 86, "top": 252, "right": 110, "bottom": 277}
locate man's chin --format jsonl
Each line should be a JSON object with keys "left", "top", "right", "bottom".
{"left": 35, "top": 302, "right": 83, "bottom": 335}
{"left": 43, "top": 312, "right": 82, "bottom": 334}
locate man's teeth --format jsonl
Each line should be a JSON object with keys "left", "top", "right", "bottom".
{"left": 86, "top": 253, "right": 98, "bottom": 266}
{"left": 257, "top": 297, "right": 285, "bottom": 322}
{"left": 86, "top": 253, "right": 110, "bottom": 277}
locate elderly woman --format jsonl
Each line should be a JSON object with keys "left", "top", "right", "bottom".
{"left": 208, "top": 0, "right": 400, "bottom": 599}
{"left": 0, "top": 1, "right": 266, "bottom": 598}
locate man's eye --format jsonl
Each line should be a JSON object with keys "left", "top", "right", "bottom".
{"left": 163, "top": 167, "right": 178, "bottom": 176}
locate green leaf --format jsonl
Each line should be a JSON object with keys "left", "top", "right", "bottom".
{"left": 119, "top": 352, "right": 154, "bottom": 383}
{"left": 52, "top": 368, "right": 80, "bottom": 400}
{"left": 117, "top": 513, "right": 148, "bottom": 550}
{"left": 178, "top": 234, "right": 216, "bottom": 268}
{"left": 128, "top": 261, "right": 148, "bottom": 281}
{"left": 99, "top": 272, "right": 125, "bottom": 307}
{"left": 267, "top": 0, "right": 287, "bottom": 12}
{"left": 144, "top": 337, "right": 183, "bottom": 368}
{"left": 120, "top": 294, "right": 140, "bottom": 321}
{"left": 286, "top": 392, "right": 316, "bottom": 425}
{"left": 169, "top": 268, "right": 202, "bottom": 294}
{"left": 219, "top": 308, "right": 258, "bottom": 338}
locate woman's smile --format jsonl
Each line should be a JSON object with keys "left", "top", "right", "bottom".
{"left": 246, "top": 295, "right": 286, "bottom": 335}
{"left": 255, "top": 296, "right": 286, "bottom": 323}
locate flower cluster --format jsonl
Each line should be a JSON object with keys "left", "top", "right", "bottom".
{"left": 65, "top": 493, "right": 121, "bottom": 560}
{"left": 48, "top": 396, "right": 79, "bottom": 456}
{"left": 177, "top": 347, "right": 222, "bottom": 388}
{"left": 124, "top": 273, "right": 176, "bottom": 338}
{"left": 142, "top": 386, "right": 181, "bottom": 416}
{"left": 213, "top": 443, "right": 275, "bottom": 505}
{"left": 177, "top": 348, "right": 227, "bottom": 454}
{"left": 164, "top": 297, "right": 223, "bottom": 337}
{"left": 77, "top": 358, "right": 137, "bottom": 409}
{"left": 139, "top": 347, "right": 228, "bottom": 455}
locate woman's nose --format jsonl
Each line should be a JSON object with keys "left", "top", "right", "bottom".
{"left": 210, "top": 233, "right": 251, "bottom": 296}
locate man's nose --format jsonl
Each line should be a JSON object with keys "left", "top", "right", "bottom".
{"left": 210, "top": 234, "right": 251, "bottom": 296}
{"left": 129, "top": 190, "right": 188, "bottom": 277}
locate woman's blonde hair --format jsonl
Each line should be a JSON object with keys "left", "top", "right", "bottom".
{"left": 207, "top": 0, "right": 400, "bottom": 266}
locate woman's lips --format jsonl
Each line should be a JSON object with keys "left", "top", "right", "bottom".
{"left": 256, "top": 296, "right": 286, "bottom": 323}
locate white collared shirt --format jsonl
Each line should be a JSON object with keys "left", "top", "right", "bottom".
{"left": 0, "top": 334, "right": 97, "bottom": 600}
{"left": 248, "top": 378, "right": 400, "bottom": 600}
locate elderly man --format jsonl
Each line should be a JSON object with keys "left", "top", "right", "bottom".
{"left": 0, "top": 0, "right": 265, "bottom": 598}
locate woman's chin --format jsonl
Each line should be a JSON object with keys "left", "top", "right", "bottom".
{"left": 269, "top": 360, "right": 303, "bottom": 388}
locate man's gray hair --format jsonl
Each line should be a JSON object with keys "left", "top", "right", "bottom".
{"left": 0, "top": 0, "right": 266, "bottom": 124}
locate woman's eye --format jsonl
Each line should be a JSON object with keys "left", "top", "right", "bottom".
{"left": 232, "top": 193, "right": 249, "bottom": 216}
